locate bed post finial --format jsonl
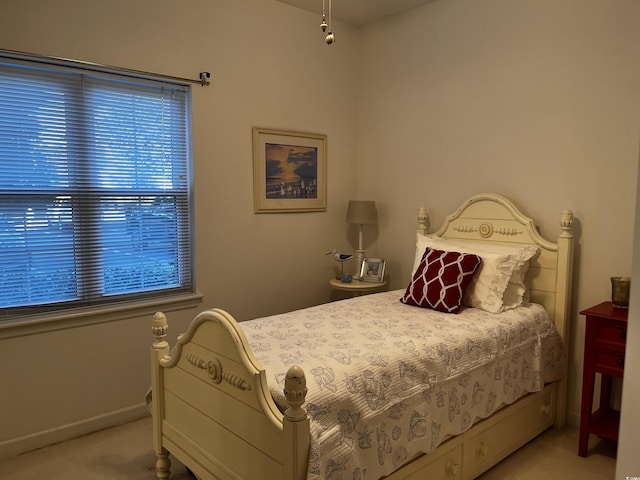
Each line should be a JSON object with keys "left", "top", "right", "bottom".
{"left": 417, "top": 206, "right": 429, "bottom": 236}
{"left": 283, "top": 365, "right": 308, "bottom": 422}
{"left": 559, "top": 209, "right": 574, "bottom": 237}
{"left": 152, "top": 312, "right": 169, "bottom": 350}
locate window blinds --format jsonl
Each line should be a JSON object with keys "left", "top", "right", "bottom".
{"left": 0, "top": 60, "right": 192, "bottom": 315}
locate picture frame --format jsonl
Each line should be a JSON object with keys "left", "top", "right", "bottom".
{"left": 360, "top": 258, "right": 386, "bottom": 283}
{"left": 253, "top": 127, "right": 327, "bottom": 213}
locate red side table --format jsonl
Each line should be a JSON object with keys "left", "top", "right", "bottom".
{"left": 578, "top": 302, "right": 628, "bottom": 456}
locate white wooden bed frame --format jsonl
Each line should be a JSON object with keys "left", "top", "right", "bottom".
{"left": 149, "top": 193, "right": 574, "bottom": 480}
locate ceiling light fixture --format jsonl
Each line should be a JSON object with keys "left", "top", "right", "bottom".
{"left": 321, "top": 0, "right": 335, "bottom": 45}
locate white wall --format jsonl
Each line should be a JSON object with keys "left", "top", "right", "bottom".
{"left": 356, "top": 0, "right": 640, "bottom": 428}
{"left": 0, "top": 0, "right": 359, "bottom": 457}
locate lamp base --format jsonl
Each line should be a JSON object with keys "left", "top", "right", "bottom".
{"left": 353, "top": 249, "right": 365, "bottom": 280}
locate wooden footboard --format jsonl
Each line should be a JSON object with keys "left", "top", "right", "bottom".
{"left": 150, "top": 309, "right": 309, "bottom": 480}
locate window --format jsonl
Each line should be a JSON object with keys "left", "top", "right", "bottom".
{"left": 0, "top": 58, "right": 193, "bottom": 319}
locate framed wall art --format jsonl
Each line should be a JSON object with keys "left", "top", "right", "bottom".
{"left": 253, "top": 127, "right": 327, "bottom": 213}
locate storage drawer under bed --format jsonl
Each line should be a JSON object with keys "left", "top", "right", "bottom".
{"left": 462, "top": 385, "right": 555, "bottom": 479}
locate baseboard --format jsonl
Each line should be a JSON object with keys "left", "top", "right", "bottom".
{"left": 0, "top": 403, "right": 149, "bottom": 460}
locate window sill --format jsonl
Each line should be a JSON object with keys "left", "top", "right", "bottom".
{"left": 0, "top": 292, "right": 204, "bottom": 340}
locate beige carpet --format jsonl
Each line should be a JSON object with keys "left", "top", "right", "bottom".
{"left": 0, "top": 416, "right": 616, "bottom": 479}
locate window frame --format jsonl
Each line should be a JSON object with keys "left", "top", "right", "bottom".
{"left": 0, "top": 52, "right": 200, "bottom": 333}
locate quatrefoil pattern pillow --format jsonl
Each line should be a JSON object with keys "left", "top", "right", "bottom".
{"left": 401, "top": 247, "right": 482, "bottom": 313}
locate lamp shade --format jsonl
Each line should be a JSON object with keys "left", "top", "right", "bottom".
{"left": 346, "top": 200, "right": 377, "bottom": 224}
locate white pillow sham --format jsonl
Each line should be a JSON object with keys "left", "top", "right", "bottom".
{"left": 459, "top": 240, "right": 538, "bottom": 309}
{"left": 411, "top": 234, "right": 538, "bottom": 313}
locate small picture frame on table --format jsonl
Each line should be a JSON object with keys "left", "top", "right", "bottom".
{"left": 360, "top": 258, "right": 386, "bottom": 282}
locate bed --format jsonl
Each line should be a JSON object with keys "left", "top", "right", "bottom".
{"left": 149, "top": 192, "right": 574, "bottom": 480}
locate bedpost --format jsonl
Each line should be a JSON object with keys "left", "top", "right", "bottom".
{"left": 151, "top": 312, "right": 171, "bottom": 480}
{"left": 417, "top": 206, "right": 429, "bottom": 236}
{"left": 283, "top": 365, "right": 310, "bottom": 480}
{"left": 554, "top": 209, "right": 574, "bottom": 428}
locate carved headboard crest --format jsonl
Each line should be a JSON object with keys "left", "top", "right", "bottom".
{"left": 452, "top": 223, "right": 523, "bottom": 238}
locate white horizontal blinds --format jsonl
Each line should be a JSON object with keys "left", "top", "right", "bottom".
{"left": 0, "top": 66, "right": 81, "bottom": 309}
{"left": 0, "top": 60, "right": 192, "bottom": 313}
{"left": 83, "top": 78, "right": 190, "bottom": 299}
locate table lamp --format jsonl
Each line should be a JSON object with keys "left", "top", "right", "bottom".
{"left": 345, "top": 200, "right": 377, "bottom": 279}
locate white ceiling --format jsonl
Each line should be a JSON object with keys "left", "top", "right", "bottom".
{"left": 276, "top": 0, "right": 436, "bottom": 26}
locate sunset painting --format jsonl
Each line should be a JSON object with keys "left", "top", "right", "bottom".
{"left": 264, "top": 143, "right": 318, "bottom": 199}
{"left": 253, "top": 127, "right": 326, "bottom": 213}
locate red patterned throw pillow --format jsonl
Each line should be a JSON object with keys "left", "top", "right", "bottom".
{"left": 401, "top": 247, "right": 482, "bottom": 313}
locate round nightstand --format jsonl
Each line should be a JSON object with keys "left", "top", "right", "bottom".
{"left": 329, "top": 277, "right": 387, "bottom": 296}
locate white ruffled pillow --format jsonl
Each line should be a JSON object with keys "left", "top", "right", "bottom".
{"left": 468, "top": 241, "right": 538, "bottom": 309}
{"left": 411, "top": 234, "right": 538, "bottom": 313}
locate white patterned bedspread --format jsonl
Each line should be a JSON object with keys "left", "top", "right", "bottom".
{"left": 240, "top": 290, "right": 566, "bottom": 480}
